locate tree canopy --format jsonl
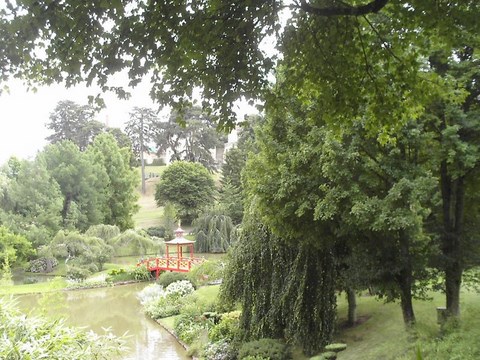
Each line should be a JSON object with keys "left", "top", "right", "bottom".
{"left": 155, "top": 161, "right": 215, "bottom": 222}
{"left": 4, "top": 1, "right": 478, "bottom": 129}
{"left": 153, "top": 104, "right": 226, "bottom": 171}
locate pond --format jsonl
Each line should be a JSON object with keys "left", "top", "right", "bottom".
{"left": 15, "top": 282, "right": 189, "bottom": 360}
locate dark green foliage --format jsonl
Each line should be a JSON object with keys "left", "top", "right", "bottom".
{"left": 46, "top": 100, "right": 104, "bottom": 151}
{"left": 155, "top": 161, "right": 215, "bottom": 222}
{"left": 193, "top": 209, "right": 235, "bottom": 253}
{"left": 87, "top": 133, "right": 139, "bottom": 230}
{"left": 153, "top": 105, "right": 227, "bottom": 171}
{"left": 221, "top": 215, "right": 337, "bottom": 355}
{"left": 146, "top": 226, "right": 166, "bottom": 238}
{"left": 157, "top": 271, "right": 188, "bottom": 287}
{"left": 238, "top": 339, "right": 291, "bottom": 360}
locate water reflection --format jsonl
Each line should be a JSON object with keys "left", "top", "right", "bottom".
{"left": 15, "top": 283, "right": 189, "bottom": 360}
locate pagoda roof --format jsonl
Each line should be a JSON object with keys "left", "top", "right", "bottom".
{"left": 165, "top": 238, "right": 195, "bottom": 245}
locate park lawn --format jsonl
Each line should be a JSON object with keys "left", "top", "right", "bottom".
{"left": 332, "top": 289, "right": 480, "bottom": 360}
{"left": 133, "top": 176, "right": 163, "bottom": 229}
{"left": 0, "top": 278, "right": 68, "bottom": 295}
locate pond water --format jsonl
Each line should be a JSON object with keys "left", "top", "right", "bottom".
{"left": 15, "top": 282, "right": 189, "bottom": 360}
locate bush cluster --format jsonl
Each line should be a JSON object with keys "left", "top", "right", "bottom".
{"left": 209, "top": 311, "right": 241, "bottom": 343}
{"left": 146, "top": 226, "right": 166, "bottom": 238}
{"left": 187, "top": 260, "right": 224, "bottom": 287}
{"left": 28, "top": 257, "right": 58, "bottom": 273}
{"left": 138, "top": 280, "right": 195, "bottom": 319}
{"left": 202, "top": 339, "right": 237, "bottom": 360}
{"left": 238, "top": 339, "right": 291, "bottom": 360}
{"left": 157, "top": 271, "right": 188, "bottom": 287}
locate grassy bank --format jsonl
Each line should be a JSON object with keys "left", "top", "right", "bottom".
{"left": 154, "top": 286, "right": 480, "bottom": 360}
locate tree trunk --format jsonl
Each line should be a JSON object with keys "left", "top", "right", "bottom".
{"left": 397, "top": 230, "right": 416, "bottom": 326}
{"left": 440, "top": 161, "right": 464, "bottom": 317}
{"left": 399, "top": 276, "right": 416, "bottom": 326}
{"left": 346, "top": 287, "right": 357, "bottom": 326}
{"left": 140, "top": 117, "right": 146, "bottom": 195}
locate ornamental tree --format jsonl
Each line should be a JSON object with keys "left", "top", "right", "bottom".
{"left": 154, "top": 161, "right": 215, "bottom": 222}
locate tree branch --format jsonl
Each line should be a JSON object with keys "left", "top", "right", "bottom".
{"left": 297, "top": 0, "right": 389, "bottom": 17}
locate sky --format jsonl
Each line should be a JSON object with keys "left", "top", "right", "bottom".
{"left": 0, "top": 79, "right": 255, "bottom": 166}
{"left": 0, "top": 76, "right": 161, "bottom": 165}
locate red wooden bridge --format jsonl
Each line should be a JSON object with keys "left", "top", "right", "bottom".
{"left": 137, "top": 227, "right": 204, "bottom": 279}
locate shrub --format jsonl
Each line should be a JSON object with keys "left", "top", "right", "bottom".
{"left": 0, "top": 298, "right": 126, "bottom": 359}
{"left": 324, "top": 343, "right": 347, "bottom": 353}
{"left": 174, "top": 312, "right": 212, "bottom": 345}
{"left": 131, "top": 265, "right": 151, "bottom": 281}
{"left": 209, "top": 311, "right": 241, "bottom": 342}
{"left": 146, "top": 226, "right": 166, "bottom": 238}
{"left": 239, "top": 339, "right": 291, "bottom": 360}
{"left": 187, "top": 260, "right": 224, "bottom": 287}
{"left": 66, "top": 265, "right": 91, "bottom": 281}
{"left": 28, "top": 257, "right": 58, "bottom": 273}
{"left": 203, "top": 339, "right": 237, "bottom": 360}
{"left": 138, "top": 284, "right": 165, "bottom": 305}
{"left": 144, "top": 296, "right": 182, "bottom": 319}
{"left": 157, "top": 271, "right": 188, "bottom": 287}
{"left": 66, "top": 279, "right": 112, "bottom": 290}
{"left": 165, "top": 280, "right": 195, "bottom": 298}
{"left": 242, "top": 357, "right": 271, "bottom": 360}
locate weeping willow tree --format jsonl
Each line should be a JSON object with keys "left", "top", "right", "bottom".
{"left": 193, "top": 209, "right": 235, "bottom": 253}
{"left": 111, "top": 230, "right": 162, "bottom": 256}
{"left": 220, "top": 213, "right": 336, "bottom": 355}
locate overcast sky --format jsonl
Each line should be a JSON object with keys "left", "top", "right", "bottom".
{"left": 0, "top": 76, "right": 161, "bottom": 165}
{"left": 0, "top": 77, "right": 256, "bottom": 166}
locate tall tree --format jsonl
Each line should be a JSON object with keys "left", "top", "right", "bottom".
{"left": 153, "top": 105, "right": 226, "bottom": 171}
{"left": 125, "top": 107, "right": 157, "bottom": 194}
{"left": 87, "top": 133, "right": 139, "bottom": 231}
{"left": 40, "top": 141, "right": 108, "bottom": 231}
{"left": 46, "top": 100, "right": 104, "bottom": 151}
{"left": 154, "top": 161, "right": 215, "bottom": 222}
{"left": 4, "top": 157, "right": 63, "bottom": 246}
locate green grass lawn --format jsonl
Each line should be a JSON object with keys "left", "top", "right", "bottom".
{"left": 331, "top": 289, "right": 480, "bottom": 360}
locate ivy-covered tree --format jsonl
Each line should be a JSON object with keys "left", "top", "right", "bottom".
{"left": 155, "top": 161, "right": 215, "bottom": 222}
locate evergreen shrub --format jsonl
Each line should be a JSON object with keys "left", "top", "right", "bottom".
{"left": 146, "top": 226, "right": 166, "bottom": 238}
{"left": 157, "top": 271, "right": 188, "bottom": 287}
{"left": 209, "top": 310, "right": 241, "bottom": 342}
{"left": 238, "top": 339, "right": 291, "bottom": 360}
